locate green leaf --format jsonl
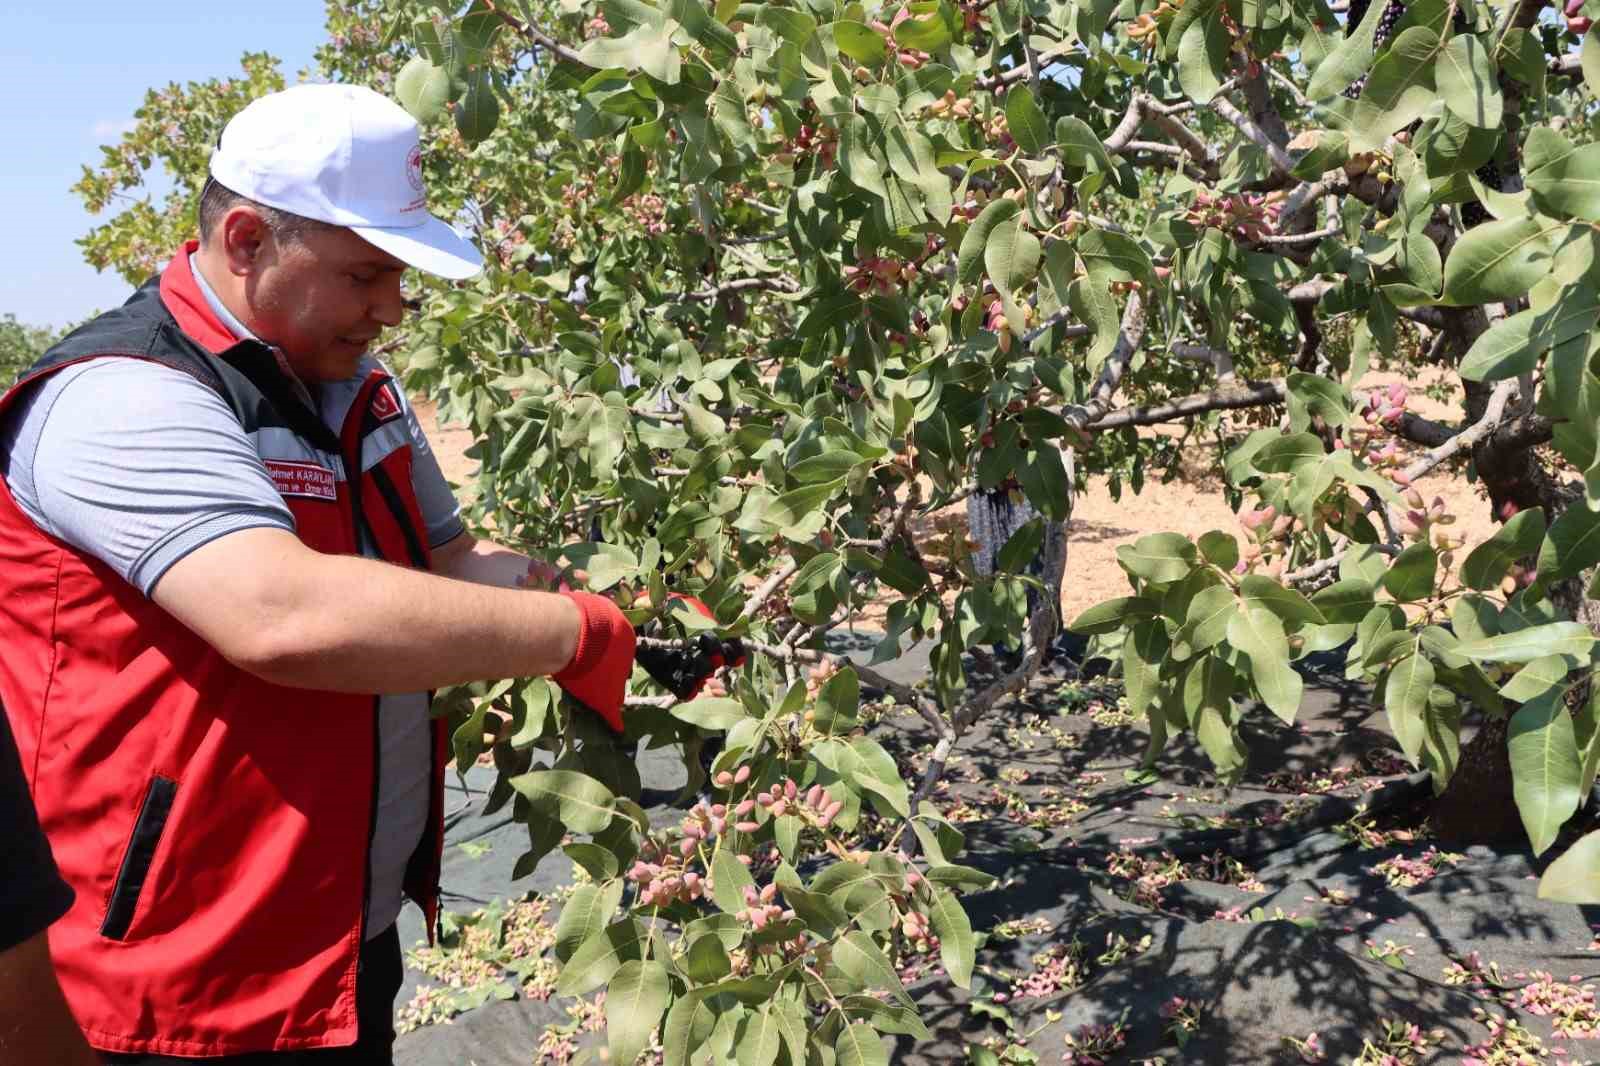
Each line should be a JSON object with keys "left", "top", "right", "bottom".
{"left": 578, "top": 22, "right": 681, "bottom": 84}
{"left": 1177, "top": 7, "right": 1231, "bottom": 102}
{"left": 1350, "top": 28, "right": 1441, "bottom": 151}
{"left": 1173, "top": 583, "right": 1236, "bottom": 660}
{"left": 395, "top": 55, "right": 456, "bottom": 122}
{"left": 1078, "top": 228, "right": 1154, "bottom": 288}
{"left": 1285, "top": 372, "right": 1351, "bottom": 431}
{"left": 1459, "top": 286, "right": 1600, "bottom": 382}
{"left": 1382, "top": 544, "right": 1438, "bottom": 602}
{"left": 1115, "top": 532, "right": 1199, "bottom": 584}
{"left": 1435, "top": 34, "right": 1502, "bottom": 129}
{"left": 1069, "top": 596, "right": 1158, "bottom": 634}
{"left": 1537, "top": 504, "right": 1600, "bottom": 587}
{"left": 510, "top": 770, "right": 617, "bottom": 833}
{"left": 1443, "top": 214, "right": 1570, "bottom": 305}
{"left": 662, "top": 992, "right": 718, "bottom": 1066}
{"left": 927, "top": 885, "right": 975, "bottom": 988}
{"left": 557, "top": 917, "right": 646, "bottom": 996}
{"left": 1198, "top": 530, "right": 1239, "bottom": 570}
{"left": 1307, "top": 0, "right": 1389, "bottom": 98}
{"left": 790, "top": 451, "right": 864, "bottom": 484}
{"left": 555, "top": 880, "right": 624, "bottom": 963}
{"left": 1498, "top": 654, "right": 1574, "bottom": 703}
{"left": 1538, "top": 828, "right": 1600, "bottom": 903}
{"left": 766, "top": 477, "right": 846, "bottom": 531}
{"left": 608, "top": 960, "right": 672, "bottom": 1066}
{"left": 985, "top": 214, "right": 1042, "bottom": 332}
{"left": 836, "top": 1022, "right": 889, "bottom": 1066}
{"left": 834, "top": 931, "right": 913, "bottom": 1007}
{"left": 564, "top": 842, "right": 621, "bottom": 883}
{"left": 1509, "top": 691, "right": 1583, "bottom": 856}
{"left": 1456, "top": 622, "right": 1597, "bottom": 664}
{"left": 735, "top": 1006, "right": 785, "bottom": 1066}
{"left": 455, "top": 68, "right": 500, "bottom": 144}
{"left": 1056, "top": 116, "right": 1116, "bottom": 175}
{"left": 1384, "top": 651, "right": 1432, "bottom": 761}
{"left": 712, "top": 848, "right": 758, "bottom": 915}
{"left": 840, "top": 114, "right": 888, "bottom": 199}
{"left": 958, "top": 199, "right": 1019, "bottom": 284}
{"left": 1123, "top": 620, "right": 1169, "bottom": 718}
{"left": 831, "top": 20, "right": 888, "bottom": 63}
{"left": 1017, "top": 440, "right": 1071, "bottom": 521}
{"left": 670, "top": 696, "right": 750, "bottom": 730}
{"left": 1462, "top": 508, "right": 1546, "bottom": 589}
{"left": 1584, "top": 24, "right": 1600, "bottom": 96}
{"left": 1004, "top": 85, "right": 1050, "bottom": 155}
{"left": 1526, "top": 126, "right": 1600, "bottom": 222}
{"left": 1227, "top": 607, "right": 1303, "bottom": 723}
{"left": 1310, "top": 579, "right": 1377, "bottom": 624}
{"left": 1238, "top": 575, "right": 1327, "bottom": 625}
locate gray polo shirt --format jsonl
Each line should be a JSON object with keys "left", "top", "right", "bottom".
{"left": 0, "top": 262, "right": 465, "bottom": 939}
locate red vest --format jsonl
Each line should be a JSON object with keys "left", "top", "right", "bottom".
{"left": 0, "top": 245, "right": 446, "bottom": 1056}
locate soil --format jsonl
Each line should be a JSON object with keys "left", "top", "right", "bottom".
{"left": 411, "top": 365, "right": 1503, "bottom": 621}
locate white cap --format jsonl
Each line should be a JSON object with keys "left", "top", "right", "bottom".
{"left": 209, "top": 83, "right": 483, "bottom": 280}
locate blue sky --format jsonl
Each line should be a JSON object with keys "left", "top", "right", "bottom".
{"left": 1, "top": 4, "right": 331, "bottom": 328}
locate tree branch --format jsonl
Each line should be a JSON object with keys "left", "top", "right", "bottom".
{"left": 1064, "top": 292, "right": 1149, "bottom": 428}
{"left": 675, "top": 276, "right": 800, "bottom": 302}
{"left": 1210, "top": 96, "right": 1296, "bottom": 177}
{"left": 1396, "top": 379, "right": 1519, "bottom": 483}
{"left": 1086, "top": 379, "right": 1286, "bottom": 431}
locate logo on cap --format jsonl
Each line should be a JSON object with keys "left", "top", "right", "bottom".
{"left": 406, "top": 145, "right": 425, "bottom": 192}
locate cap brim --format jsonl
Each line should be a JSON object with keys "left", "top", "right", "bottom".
{"left": 349, "top": 214, "right": 484, "bottom": 280}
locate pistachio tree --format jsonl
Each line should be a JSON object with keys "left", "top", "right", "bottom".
{"left": 73, "top": 0, "right": 1600, "bottom": 1054}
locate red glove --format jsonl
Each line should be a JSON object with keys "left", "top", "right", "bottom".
{"left": 552, "top": 591, "right": 636, "bottom": 733}
{"left": 669, "top": 594, "right": 747, "bottom": 699}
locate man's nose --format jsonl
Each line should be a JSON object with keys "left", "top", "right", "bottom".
{"left": 369, "top": 278, "right": 405, "bottom": 327}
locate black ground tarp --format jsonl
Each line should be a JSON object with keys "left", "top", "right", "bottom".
{"left": 395, "top": 640, "right": 1600, "bottom": 1065}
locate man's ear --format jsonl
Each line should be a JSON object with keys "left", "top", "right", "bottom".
{"left": 219, "top": 207, "right": 271, "bottom": 277}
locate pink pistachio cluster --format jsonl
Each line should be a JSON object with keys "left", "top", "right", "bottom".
{"left": 1362, "top": 382, "right": 1410, "bottom": 427}
{"left": 1514, "top": 971, "right": 1600, "bottom": 1038}
{"left": 1062, "top": 1016, "right": 1129, "bottom": 1065}
{"left": 1007, "top": 945, "right": 1084, "bottom": 1001}
{"left": 757, "top": 778, "right": 845, "bottom": 827}
{"left": 1238, "top": 504, "right": 1300, "bottom": 578}
{"left": 867, "top": 8, "right": 933, "bottom": 69}
{"left": 771, "top": 123, "right": 837, "bottom": 170}
{"left": 844, "top": 255, "right": 915, "bottom": 294}
{"left": 1283, "top": 1031, "right": 1326, "bottom": 1062}
{"left": 1463, "top": 1009, "right": 1548, "bottom": 1064}
{"left": 1396, "top": 487, "right": 1464, "bottom": 564}
{"left": 738, "top": 882, "right": 795, "bottom": 931}
{"left": 1185, "top": 190, "right": 1283, "bottom": 242}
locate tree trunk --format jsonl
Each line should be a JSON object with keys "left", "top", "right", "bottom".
{"left": 1429, "top": 715, "right": 1523, "bottom": 843}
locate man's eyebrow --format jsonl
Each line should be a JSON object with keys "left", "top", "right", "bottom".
{"left": 348, "top": 259, "right": 408, "bottom": 273}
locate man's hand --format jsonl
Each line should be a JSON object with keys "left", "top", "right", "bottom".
{"left": 551, "top": 591, "right": 636, "bottom": 732}
{"left": 635, "top": 594, "right": 746, "bottom": 701}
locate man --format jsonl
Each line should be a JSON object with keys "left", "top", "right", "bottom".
{"left": 0, "top": 707, "right": 100, "bottom": 1065}
{"left": 0, "top": 84, "right": 636, "bottom": 1062}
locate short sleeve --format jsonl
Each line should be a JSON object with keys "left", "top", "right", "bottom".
{"left": 0, "top": 710, "right": 73, "bottom": 952}
{"left": 397, "top": 391, "right": 465, "bottom": 549}
{"left": 1, "top": 359, "right": 297, "bottom": 595}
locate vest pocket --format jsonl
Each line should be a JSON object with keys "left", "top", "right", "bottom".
{"left": 101, "top": 775, "right": 177, "bottom": 940}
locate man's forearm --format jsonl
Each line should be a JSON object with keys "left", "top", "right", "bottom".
{"left": 432, "top": 532, "right": 538, "bottom": 589}
{"left": 0, "top": 933, "right": 100, "bottom": 1066}
{"left": 154, "top": 528, "right": 580, "bottom": 693}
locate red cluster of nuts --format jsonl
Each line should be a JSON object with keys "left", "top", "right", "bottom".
{"left": 1185, "top": 190, "right": 1284, "bottom": 243}
{"left": 772, "top": 123, "right": 837, "bottom": 169}
{"left": 757, "top": 778, "right": 845, "bottom": 827}
{"left": 844, "top": 255, "right": 916, "bottom": 294}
